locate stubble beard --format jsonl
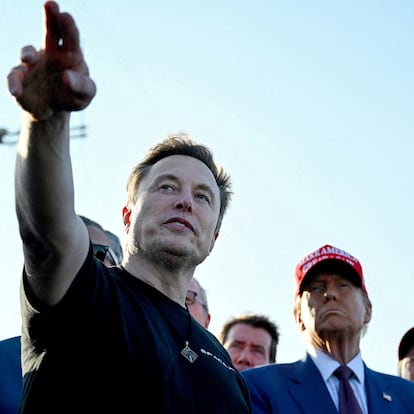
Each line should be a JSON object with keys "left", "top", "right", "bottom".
{"left": 131, "top": 236, "right": 203, "bottom": 273}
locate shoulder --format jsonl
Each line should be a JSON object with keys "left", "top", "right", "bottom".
{"left": 242, "top": 353, "right": 316, "bottom": 380}
{"left": 240, "top": 359, "right": 326, "bottom": 414}
{"left": 0, "top": 335, "right": 21, "bottom": 349}
{"left": 0, "top": 336, "right": 22, "bottom": 387}
{"left": 241, "top": 355, "right": 326, "bottom": 394}
{"left": 365, "top": 367, "right": 414, "bottom": 401}
{"left": 365, "top": 366, "right": 414, "bottom": 387}
{"left": 0, "top": 336, "right": 21, "bottom": 360}
{"left": 241, "top": 360, "right": 303, "bottom": 386}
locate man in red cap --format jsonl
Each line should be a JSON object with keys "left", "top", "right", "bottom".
{"left": 398, "top": 327, "right": 414, "bottom": 381}
{"left": 242, "top": 244, "right": 414, "bottom": 413}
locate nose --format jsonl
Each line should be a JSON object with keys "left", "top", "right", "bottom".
{"left": 323, "top": 284, "right": 338, "bottom": 301}
{"left": 174, "top": 190, "right": 193, "bottom": 212}
{"left": 237, "top": 349, "right": 253, "bottom": 367}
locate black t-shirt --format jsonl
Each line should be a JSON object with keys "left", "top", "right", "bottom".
{"left": 20, "top": 247, "right": 251, "bottom": 413}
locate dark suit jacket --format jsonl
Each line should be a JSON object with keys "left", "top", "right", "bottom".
{"left": 241, "top": 353, "right": 414, "bottom": 413}
{"left": 0, "top": 336, "right": 22, "bottom": 414}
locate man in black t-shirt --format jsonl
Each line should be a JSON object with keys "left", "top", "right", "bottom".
{"left": 0, "top": 216, "right": 123, "bottom": 414}
{"left": 8, "top": 2, "right": 251, "bottom": 412}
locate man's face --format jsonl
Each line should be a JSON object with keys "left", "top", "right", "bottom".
{"left": 186, "top": 279, "right": 210, "bottom": 329}
{"left": 298, "top": 273, "right": 371, "bottom": 344}
{"left": 124, "top": 155, "right": 221, "bottom": 269}
{"left": 399, "top": 344, "right": 414, "bottom": 381}
{"left": 223, "top": 323, "right": 272, "bottom": 372}
{"left": 87, "top": 226, "right": 119, "bottom": 267}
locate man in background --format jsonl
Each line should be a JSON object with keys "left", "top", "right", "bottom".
{"left": 79, "top": 215, "right": 123, "bottom": 267}
{"left": 242, "top": 244, "right": 414, "bottom": 413}
{"left": 186, "top": 278, "right": 211, "bottom": 329}
{"left": 398, "top": 327, "right": 414, "bottom": 381}
{"left": 0, "top": 336, "right": 21, "bottom": 414}
{"left": 219, "top": 314, "right": 279, "bottom": 372}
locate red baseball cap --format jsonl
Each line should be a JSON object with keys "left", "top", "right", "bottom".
{"left": 295, "top": 244, "right": 368, "bottom": 297}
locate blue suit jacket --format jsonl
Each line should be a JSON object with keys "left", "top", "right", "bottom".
{"left": 0, "top": 336, "right": 22, "bottom": 414}
{"left": 241, "top": 353, "right": 414, "bottom": 414}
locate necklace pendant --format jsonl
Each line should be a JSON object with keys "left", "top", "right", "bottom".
{"left": 181, "top": 341, "right": 198, "bottom": 363}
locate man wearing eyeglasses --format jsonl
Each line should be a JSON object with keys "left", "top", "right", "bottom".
{"left": 7, "top": 2, "right": 251, "bottom": 413}
{"left": 80, "top": 215, "right": 123, "bottom": 267}
{"left": 186, "top": 278, "right": 211, "bottom": 329}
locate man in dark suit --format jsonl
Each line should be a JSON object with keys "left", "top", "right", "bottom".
{"left": 242, "top": 244, "right": 414, "bottom": 413}
{"left": 0, "top": 336, "right": 21, "bottom": 414}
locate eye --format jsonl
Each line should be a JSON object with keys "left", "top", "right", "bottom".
{"left": 195, "top": 192, "right": 211, "bottom": 204}
{"left": 229, "top": 342, "right": 243, "bottom": 350}
{"left": 308, "top": 284, "right": 323, "bottom": 292}
{"left": 254, "top": 349, "right": 266, "bottom": 357}
{"left": 159, "top": 183, "right": 175, "bottom": 192}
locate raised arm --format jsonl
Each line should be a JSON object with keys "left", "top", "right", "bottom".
{"left": 8, "top": 1, "right": 97, "bottom": 306}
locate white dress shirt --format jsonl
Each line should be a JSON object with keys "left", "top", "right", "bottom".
{"left": 307, "top": 345, "right": 368, "bottom": 414}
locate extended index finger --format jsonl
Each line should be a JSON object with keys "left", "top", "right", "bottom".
{"left": 43, "top": 1, "right": 81, "bottom": 55}
{"left": 42, "top": 1, "right": 61, "bottom": 52}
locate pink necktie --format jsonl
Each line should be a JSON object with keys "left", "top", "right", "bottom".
{"left": 334, "top": 365, "right": 363, "bottom": 414}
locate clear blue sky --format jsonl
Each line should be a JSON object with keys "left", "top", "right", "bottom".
{"left": 1, "top": 0, "right": 413, "bottom": 376}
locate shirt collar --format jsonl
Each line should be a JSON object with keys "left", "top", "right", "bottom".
{"left": 307, "top": 345, "right": 365, "bottom": 384}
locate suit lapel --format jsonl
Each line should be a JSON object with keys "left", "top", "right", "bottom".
{"left": 288, "top": 355, "right": 338, "bottom": 414}
{"left": 365, "top": 367, "right": 399, "bottom": 413}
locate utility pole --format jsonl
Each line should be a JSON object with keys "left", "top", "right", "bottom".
{"left": 0, "top": 128, "right": 19, "bottom": 144}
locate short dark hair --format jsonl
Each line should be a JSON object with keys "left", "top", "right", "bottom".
{"left": 219, "top": 314, "right": 280, "bottom": 362}
{"left": 125, "top": 132, "right": 232, "bottom": 232}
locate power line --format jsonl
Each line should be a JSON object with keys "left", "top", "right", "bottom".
{"left": 0, "top": 123, "right": 88, "bottom": 145}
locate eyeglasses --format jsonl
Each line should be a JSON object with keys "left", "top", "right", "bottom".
{"left": 92, "top": 244, "right": 120, "bottom": 266}
{"left": 186, "top": 290, "right": 207, "bottom": 310}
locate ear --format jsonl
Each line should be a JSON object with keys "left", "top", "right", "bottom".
{"left": 293, "top": 303, "right": 305, "bottom": 332}
{"left": 363, "top": 300, "right": 372, "bottom": 324}
{"left": 205, "top": 313, "right": 211, "bottom": 329}
{"left": 122, "top": 206, "right": 131, "bottom": 233}
{"left": 209, "top": 231, "right": 219, "bottom": 253}
{"left": 296, "top": 315, "right": 306, "bottom": 332}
